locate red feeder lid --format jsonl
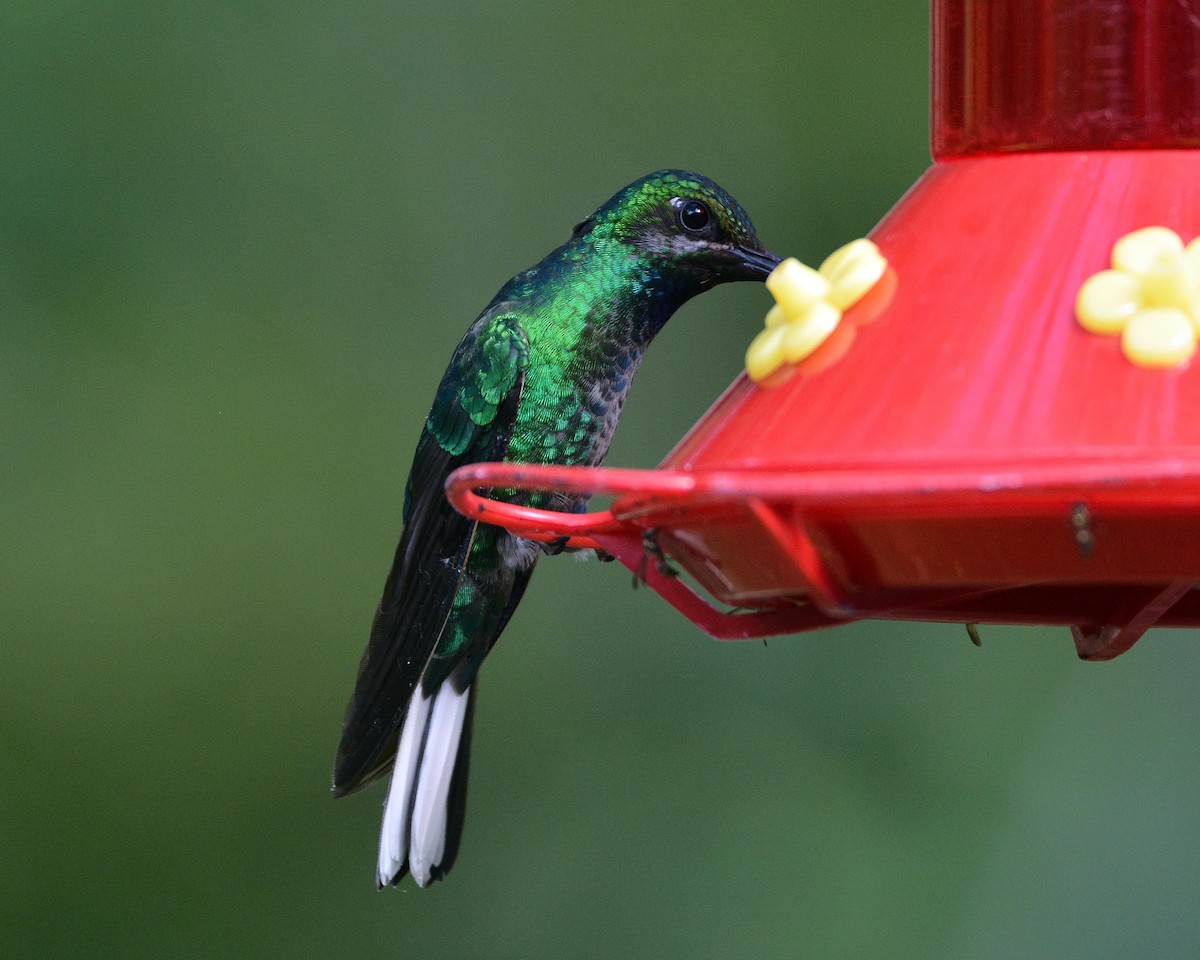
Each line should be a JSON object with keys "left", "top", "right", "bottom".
{"left": 448, "top": 0, "right": 1200, "bottom": 659}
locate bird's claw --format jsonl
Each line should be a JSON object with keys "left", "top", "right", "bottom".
{"left": 633, "top": 529, "right": 679, "bottom": 587}
{"left": 540, "top": 536, "right": 571, "bottom": 556}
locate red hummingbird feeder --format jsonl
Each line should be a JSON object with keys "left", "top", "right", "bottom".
{"left": 448, "top": 0, "right": 1200, "bottom": 660}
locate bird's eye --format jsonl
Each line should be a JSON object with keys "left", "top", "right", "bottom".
{"left": 678, "top": 199, "right": 710, "bottom": 232}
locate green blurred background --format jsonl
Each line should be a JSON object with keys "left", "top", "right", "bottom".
{"left": 4, "top": 2, "right": 1199, "bottom": 957}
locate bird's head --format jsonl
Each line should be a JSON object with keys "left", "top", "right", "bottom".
{"left": 574, "top": 170, "right": 780, "bottom": 290}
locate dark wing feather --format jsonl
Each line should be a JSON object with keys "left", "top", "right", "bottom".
{"left": 332, "top": 314, "right": 529, "bottom": 796}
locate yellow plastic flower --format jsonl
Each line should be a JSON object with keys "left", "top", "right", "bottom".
{"left": 746, "top": 239, "right": 888, "bottom": 383}
{"left": 1076, "top": 227, "right": 1200, "bottom": 367}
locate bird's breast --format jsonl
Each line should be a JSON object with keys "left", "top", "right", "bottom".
{"left": 511, "top": 340, "right": 644, "bottom": 471}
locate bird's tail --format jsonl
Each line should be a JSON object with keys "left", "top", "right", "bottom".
{"left": 376, "top": 675, "right": 475, "bottom": 888}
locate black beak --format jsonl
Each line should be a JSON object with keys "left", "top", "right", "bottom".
{"left": 733, "top": 244, "right": 783, "bottom": 279}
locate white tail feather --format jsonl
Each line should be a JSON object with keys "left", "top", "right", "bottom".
{"left": 376, "top": 688, "right": 433, "bottom": 886}
{"left": 408, "top": 680, "right": 471, "bottom": 886}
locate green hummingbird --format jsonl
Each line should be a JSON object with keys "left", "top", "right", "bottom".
{"left": 333, "top": 170, "right": 778, "bottom": 887}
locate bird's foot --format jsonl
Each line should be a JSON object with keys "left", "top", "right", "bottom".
{"left": 633, "top": 529, "right": 679, "bottom": 587}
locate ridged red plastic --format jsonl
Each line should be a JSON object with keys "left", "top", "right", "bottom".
{"left": 934, "top": 0, "right": 1200, "bottom": 157}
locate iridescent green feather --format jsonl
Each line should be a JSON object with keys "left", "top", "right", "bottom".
{"left": 427, "top": 314, "right": 529, "bottom": 456}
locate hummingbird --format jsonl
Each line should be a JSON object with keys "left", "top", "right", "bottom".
{"left": 333, "top": 170, "right": 779, "bottom": 887}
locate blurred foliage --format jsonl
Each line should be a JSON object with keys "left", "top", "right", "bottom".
{"left": 3, "top": 2, "right": 1199, "bottom": 958}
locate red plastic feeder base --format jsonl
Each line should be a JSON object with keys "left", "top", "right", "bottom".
{"left": 446, "top": 460, "right": 1200, "bottom": 659}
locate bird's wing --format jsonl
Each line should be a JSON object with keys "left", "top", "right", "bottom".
{"left": 333, "top": 313, "right": 529, "bottom": 796}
